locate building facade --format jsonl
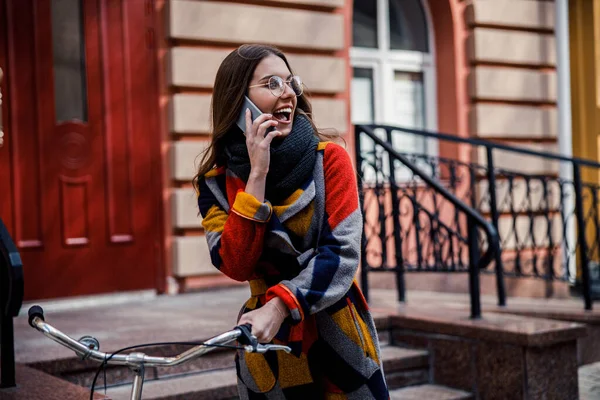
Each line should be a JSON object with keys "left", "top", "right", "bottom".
{"left": 0, "top": 0, "right": 564, "bottom": 300}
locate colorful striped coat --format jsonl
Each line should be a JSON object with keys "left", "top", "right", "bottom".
{"left": 197, "top": 142, "right": 389, "bottom": 399}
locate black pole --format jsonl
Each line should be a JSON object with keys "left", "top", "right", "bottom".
{"left": 386, "top": 129, "right": 405, "bottom": 302}
{"left": 468, "top": 217, "right": 482, "bottom": 319}
{"left": 355, "top": 126, "right": 370, "bottom": 302}
{"left": 573, "top": 164, "right": 593, "bottom": 310}
{"left": 0, "top": 313, "right": 16, "bottom": 388}
{"left": 542, "top": 179, "right": 556, "bottom": 283}
{"left": 0, "top": 219, "right": 23, "bottom": 388}
{"left": 592, "top": 187, "right": 600, "bottom": 282}
{"left": 485, "top": 147, "right": 507, "bottom": 306}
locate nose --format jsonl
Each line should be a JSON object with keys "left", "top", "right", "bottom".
{"left": 280, "top": 81, "right": 295, "bottom": 99}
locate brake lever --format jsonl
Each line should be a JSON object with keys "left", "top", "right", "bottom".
{"left": 235, "top": 324, "right": 258, "bottom": 352}
{"left": 235, "top": 324, "right": 291, "bottom": 353}
{"left": 247, "top": 343, "right": 292, "bottom": 354}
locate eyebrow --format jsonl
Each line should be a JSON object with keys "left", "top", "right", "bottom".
{"left": 259, "top": 73, "right": 293, "bottom": 82}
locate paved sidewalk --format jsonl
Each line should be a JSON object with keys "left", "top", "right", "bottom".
{"left": 16, "top": 287, "right": 252, "bottom": 364}
{"left": 15, "top": 287, "right": 598, "bottom": 363}
{"left": 14, "top": 287, "right": 600, "bottom": 399}
{"left": 579, "top": 362, "right": 600, "bottom": 399}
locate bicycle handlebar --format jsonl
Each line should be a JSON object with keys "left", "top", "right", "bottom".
{"left": 28, "top": 305, "right": 291, "bottom": 369}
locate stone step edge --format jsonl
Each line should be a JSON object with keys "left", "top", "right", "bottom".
{"left": 27, "top": 340, "right": 233, "bottom": 374}
{"left": 103, "top": 367, "right": 236, "bottom": 399}
{"left": 105, "top": 367, "right": 439, "bottom": 400}
{"left": 389, "top": 384, "right": 473, "bottom": 400}
{"left": 102, "top": 347, "right": 430, "bottom": 399}
{"left": 1, "top": 364, "right": 109, "bottom": 400}
{"left": 28, "top": 315, "right": 392, "bottom": 375}
{"left": 33, "top": 343, "right": 430, "bottom": 389}
{"left": 133, "top": 345, "right": 429, "bottom": 385}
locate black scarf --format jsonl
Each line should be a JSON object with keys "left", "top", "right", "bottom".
{"left": 225, "top": 113, "right": 319, "bottom": 204}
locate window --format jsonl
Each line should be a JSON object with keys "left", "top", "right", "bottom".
{"left": 388, "top": 0, "right": 429, "bottom": 52}
{"left": 353, "top": 0, "right": 378, "bottom": 49}
{"left": 51, "top": 0, "right": 88, "bottom": 123}
{"left": 351, "top": 0, "right": 436, "bottom": 161}
{"left": 351, "top": 68, "right": 375, "bottom": 124}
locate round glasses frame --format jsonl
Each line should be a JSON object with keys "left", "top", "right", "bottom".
{"left": 248, "top": 75, "right": 304, "bottom": 98}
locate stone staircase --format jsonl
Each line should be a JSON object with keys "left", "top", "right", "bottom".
{"left": 23, "top": 325, "right": 473, "bottom": 399}
{"left": 98, "top": 342, "right": 472, "bottom": 399}
{"left": 13, "top": 289, "right": 474, "bottom": 399}
{"left": 12, "top": 287, "right": 591, "bottom": 399}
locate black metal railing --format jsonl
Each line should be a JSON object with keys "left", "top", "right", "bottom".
{"left": 356, "top": 123, "right": 600, "bottom": 310}
{"left": 0, "top": 219, "right": 24, "bottom": 388}
{"left": 355, "top": 125, "right": 500, "bottom": 319}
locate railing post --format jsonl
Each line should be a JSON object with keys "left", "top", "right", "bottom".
{"left": 486, "top": 148, "right": 507, "bottom": 306}
{"left": 386, "top": 129, "right": 406, "bottom": 302}
{"left": 354, "top": 126, "right": 370, "bottom": 301}
{"left": 573, "top": 163, "right": 593, "bottom": 310}
{"left": 542, "top": 179, "right": 556, "bottom": 284}
{"left": 468, "top": 217, "right": 482, "bottom": 319}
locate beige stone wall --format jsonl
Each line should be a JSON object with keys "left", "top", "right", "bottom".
{"left": 466, "top": 0, "right": 557, "bottom": 144}
{"left": 465, "top": 0, "right": 559, "bottom": 179}
{"left": 465, "top": 0, "right": 559, "bottom": 259}
{"left": 165, "top": 0, "right": 349, "bottom": 279}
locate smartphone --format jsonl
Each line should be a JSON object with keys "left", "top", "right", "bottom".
{"left": 236, "top": 96, "right": 275, "bottom": 136}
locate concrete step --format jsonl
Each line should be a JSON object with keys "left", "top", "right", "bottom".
{"left": 380, "top": 345, "right": 429, "bottom": 389}
{"left": 0, "top": 364, "right": 108, "bottom": 400}
{"left": 389, "top": 384, "right": 473, "bottom": 400}
{"left": 102, "top": 345, "right": 430, "bottom": 399}
{"left": 36, "top": 341, "right": 429, "bottom": 390}
{"left": 578, "top": 361, "right": 600, "bottom": 400}
{"left": 105, "top": 368, "right": 237, "bottom": 400}
{"left": 33, "top": 346, "right": 236, "bottom": 388}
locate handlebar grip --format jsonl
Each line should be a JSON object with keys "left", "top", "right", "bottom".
{"left": 235, "top": 324, "right": 254, "bottom": 346}
{"left": 28, "top": 305, "right": 44, "bottom": 328}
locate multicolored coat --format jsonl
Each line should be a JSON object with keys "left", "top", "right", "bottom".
{"left": 198, "top": 142, "right": 389, "bottom": 399}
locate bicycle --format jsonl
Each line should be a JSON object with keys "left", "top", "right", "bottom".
{"left": 27, "top": 305, "right": 291, "bottom": 400}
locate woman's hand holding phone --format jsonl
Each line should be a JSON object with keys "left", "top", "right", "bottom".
{"left": 243, "top": 108, "right": 281, "bottom": 202}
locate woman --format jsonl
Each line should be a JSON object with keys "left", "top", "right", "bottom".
{"left": 194, "top": 44, "right": 389, "bottom": 400}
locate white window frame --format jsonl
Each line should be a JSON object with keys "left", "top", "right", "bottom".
{"left": 351, "top": 0, "right": 437, "bottom": 157}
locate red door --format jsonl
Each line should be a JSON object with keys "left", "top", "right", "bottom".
{"left": 0, "top": 0, "right": 165, "bottom": 300}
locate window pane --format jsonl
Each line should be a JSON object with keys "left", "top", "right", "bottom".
{"left": 52, "top": 0, "right": 88, "bottom": 123}
{"left": 353, "top": 0, "right": 378, "bottom": 48}
{"left": 388, "top": 0, "right": 429, "bottom": 52}
{"left": 351, "top": 68, "right": 375, "bottom": 124}
{"left": 391, "top": 71, "right": 424, "bottom": 129}
{"left": 390, "top": 71, "right": 427, "bottom": 181}
{"left": 352, "top": 68, "right": 379, "bottom": 183}
{"left": 391, "top": 71, "right": 426, "bottom": 152}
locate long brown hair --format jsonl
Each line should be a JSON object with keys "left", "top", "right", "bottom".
{"left": 192, "top": 44, "right": 336, "bottom": 191}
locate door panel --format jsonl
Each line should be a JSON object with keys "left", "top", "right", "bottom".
{"left": 102, "top": 0, "right": 135, "bottom": 243}
{"left": 5, "top": 1, "right": 44, "bottom": 250}
{"left": 1, "top": 0, "right": 164, "bottom": 300}
{"left": 0, "top": 0, "right": 12, "bottom": 234}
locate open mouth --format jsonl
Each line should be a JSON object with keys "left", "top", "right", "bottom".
{"left": 273, "top": 107, "right": 293, "bottom": 124}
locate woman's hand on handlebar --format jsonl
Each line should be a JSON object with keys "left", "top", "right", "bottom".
{"left": 238, "top": 298, "right": 289, "bottom": 343}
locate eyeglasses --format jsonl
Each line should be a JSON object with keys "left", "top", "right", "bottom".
{"left": 248, "top": 75, "right": 304, "bottom": 97}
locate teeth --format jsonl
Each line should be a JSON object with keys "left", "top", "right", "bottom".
{"left": 274, "top": 107, "right": 292, "bottom": 114}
